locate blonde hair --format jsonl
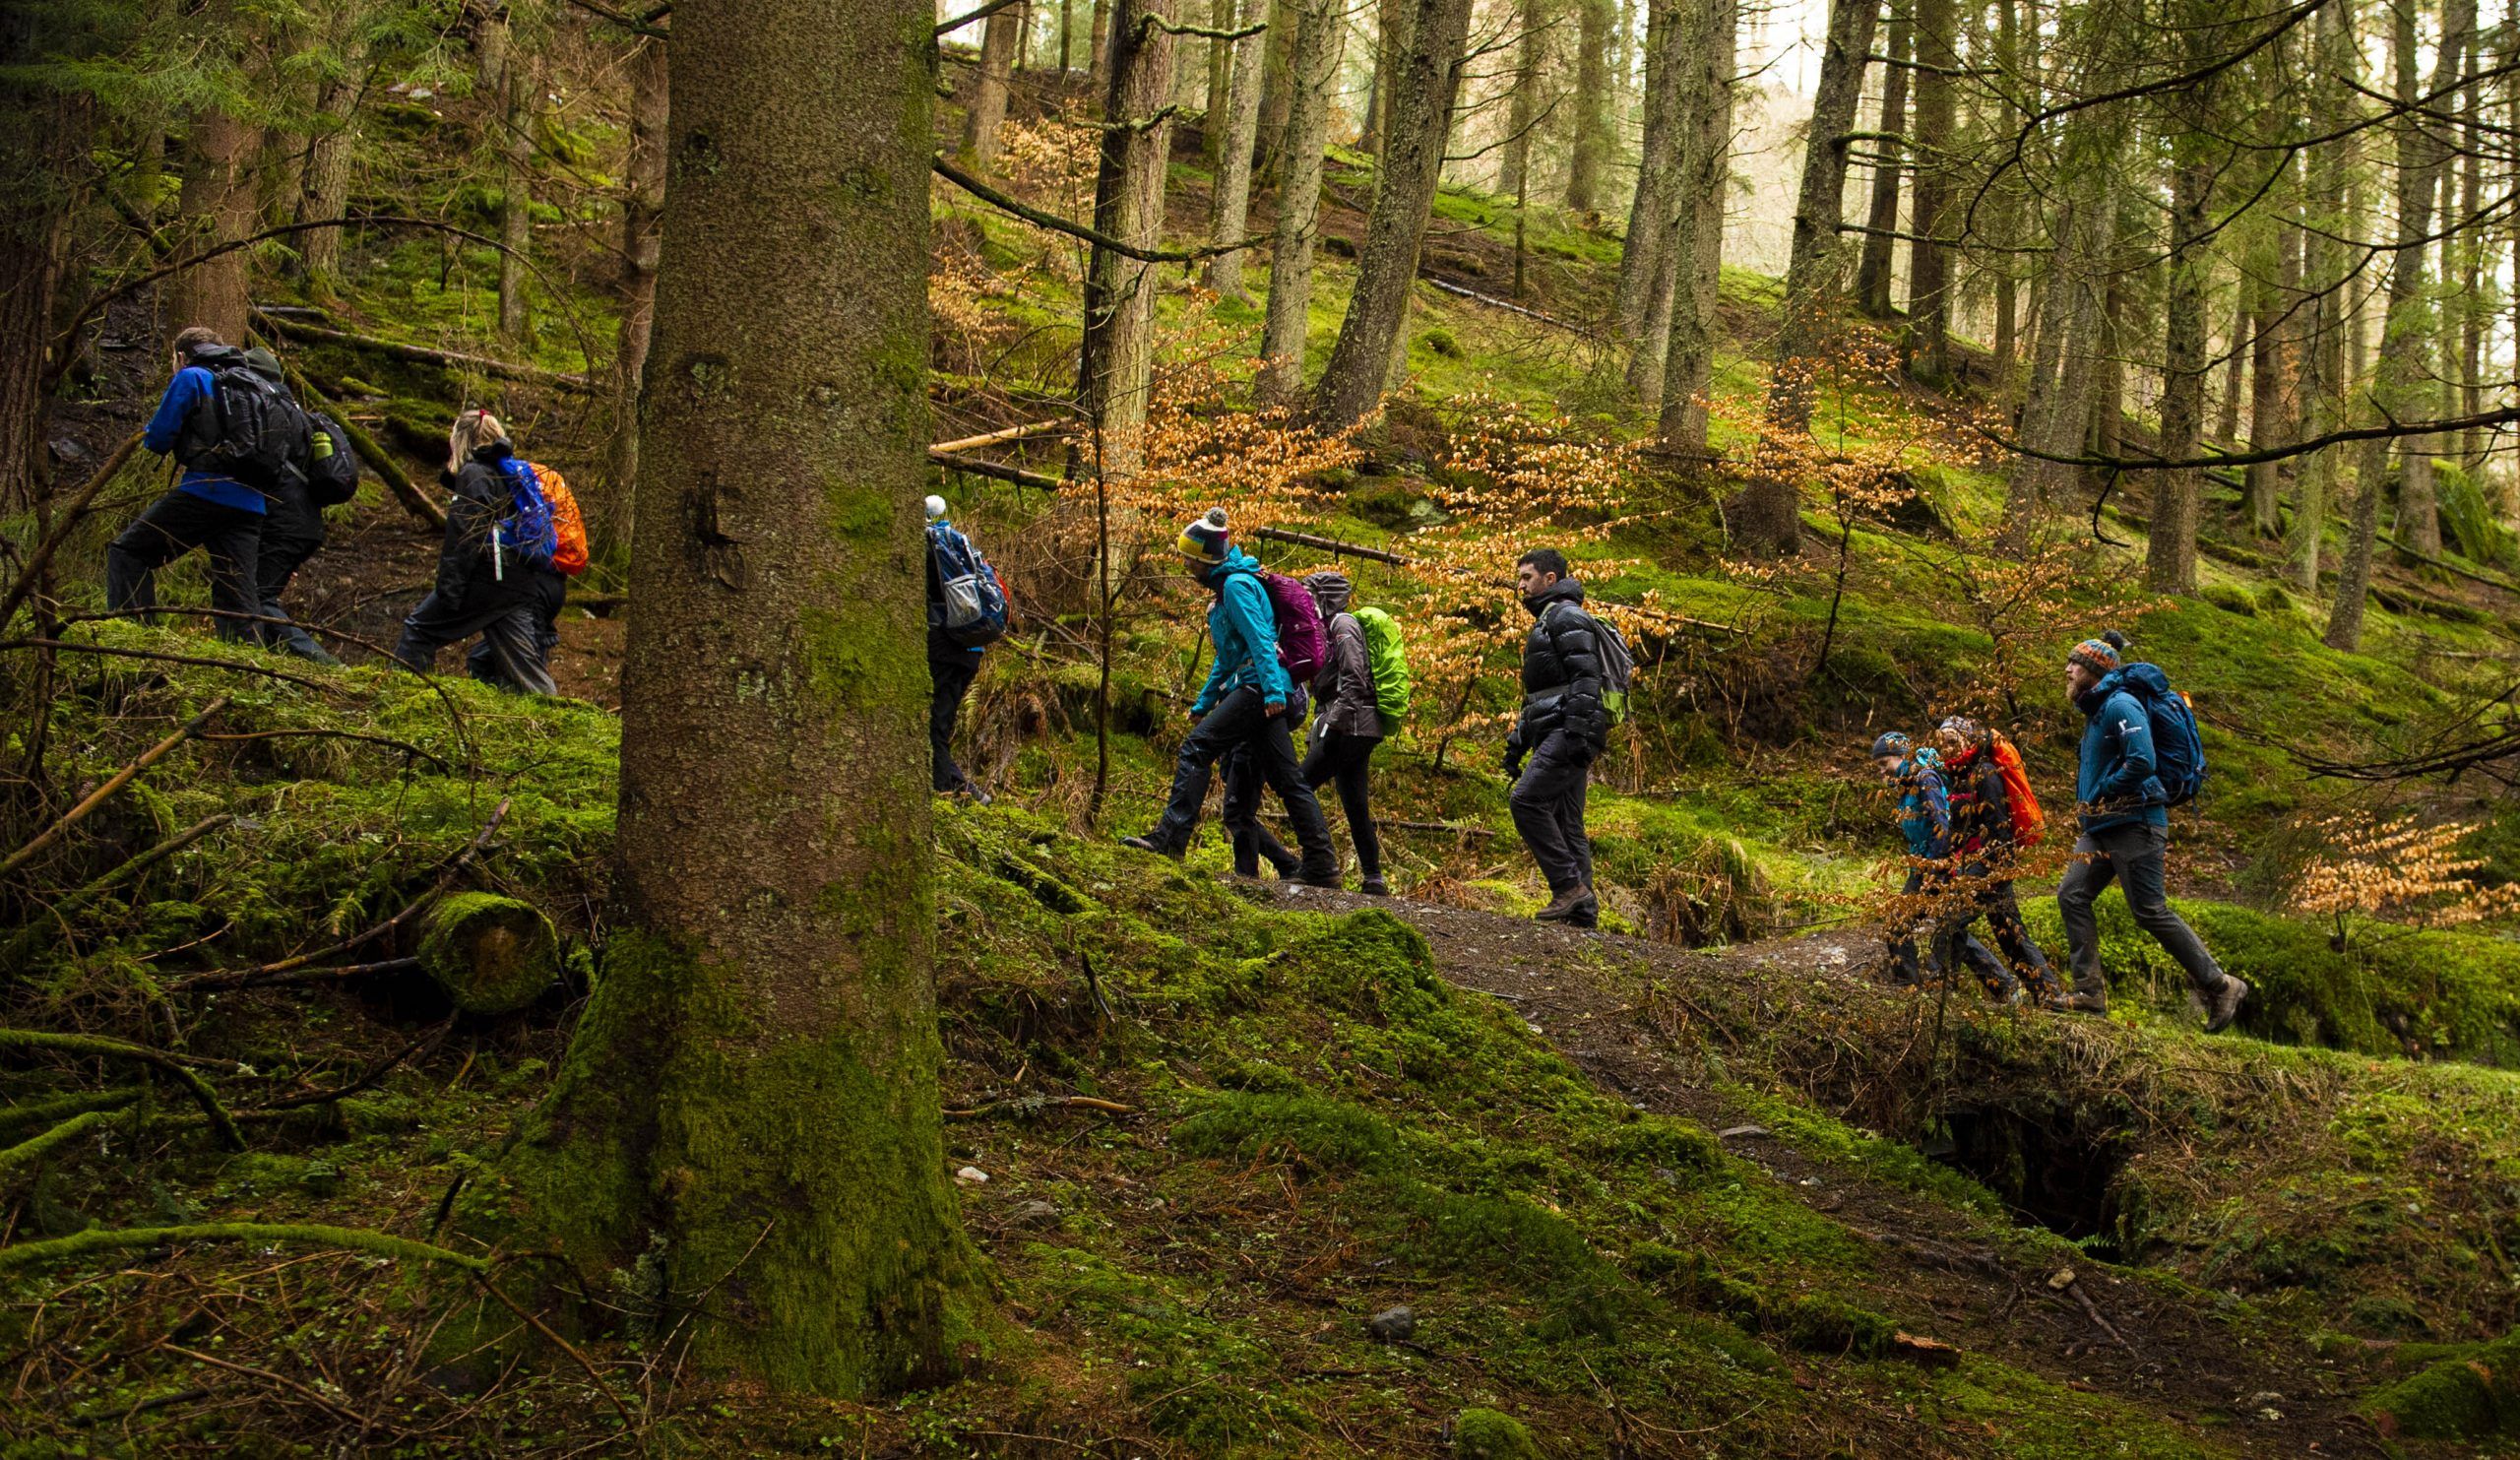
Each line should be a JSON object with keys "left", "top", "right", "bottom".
{"left": 447, "top": 409, "right": 511, "bottom": 472}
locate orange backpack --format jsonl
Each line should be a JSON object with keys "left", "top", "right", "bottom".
{"left": 528, "top": 462, "right": 590, "bottom": 577}
{"left": 1988, "top": 732, "right": 2045, "bottom": 847}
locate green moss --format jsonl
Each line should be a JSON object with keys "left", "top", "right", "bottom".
{"left": 2362, "top": 1327, "right": 2520, "bottom": 1439}
{"left": 1453, "top": 1407, "right": 1543, "bottom": 1459}
{"left": 415, "top": 892, "right": 558, "bottom": 1014}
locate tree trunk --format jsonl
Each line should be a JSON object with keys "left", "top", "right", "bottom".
{"left": 1902, "top": 0, "right": 1954, "bottom": 377}
{"left": 1499, "top": 0, "right": 1546, "bottom": 202}
{"left": 2146, "top": 135, "right": 2211, "bottom": 595}
{"left": 1061, "top": 0, "right": 1076, "bottom": 72}
{"left": 1090, "top": 0, "right": 1112, "bottom": 87}
{"left": 482, "top": 17, "right": 536, "bottom": 346}
{"left": 602, "top": 34, "right": 668, "bottom": 567}
{"left": 2241, "top": 238, "right": 2288, "bottom": 536}
{"left": 2333, "top": 0, "right": 2469, "bottom": 645}
{"left": 294, "top": 6, "right": 367, "bottom": 288}
{"left": 1731, "top": 0, "right": 1875, "bottom": 556}
{"left": 1312, "top": 0, "right": 1475, "bottom": 429}
{"left": 1988, "top": 0, "right": 2019, "bottom": 380}
{"left": 965, "top": 5, "right": 1023, "bottom": 168}
{"left": 2293, "top": 14, "right": 2348, "bottom": 598}
{"left": 1204, "top": 0, "right": 1234, "bottom": 167}
{"left": 171, "top": 105, "right": 257, "bottom": 343}
{"left": 1253, "top": 4, "right": 1295, "bottom": 181}
{"left": 494, "top": 0, "right": 973, "bottom": 1395}
{"left": 1079, "top": 0, "right": 1181, "bottom": 475}
{"left": 0, "top": 7, "right": 84, "bottom": 513}
{"left": 2212, "top": 288, "right": 2245, "bottom": 447}
{"left": 1853, "top": 0, "right": 1908, "bottom": 319}
{"left": 1999, "top": 115, "right": 2114, "bottom": 545}
{"left": 2085, "top": 268, "right": 2125, "bottom": 496}
{"left": 1255, "top": 0, "right": 1348, "bottom": 404}
{"left": 1653, "top": 0, "right": 1735, "bottom": 462}
{"left": 1563, "top": 0, "right": 1610, "bottom": 210}
{"left": 1615, "top": 0, "right": 1683, "bottom": 340}
{"left": 1203, "top": 0, "right": 1269, "bottom": 300}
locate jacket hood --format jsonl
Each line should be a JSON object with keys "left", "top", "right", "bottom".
{"left": 1198, "top": 545, "right": 1260, "bottom": 589}
{"left": 471, "top": 441, "right": 517, "bottom": 467}
{"left": 1900, "top": 745, "right": 1943, "bottom": 781}
{"left": 1523, "top": 575, "right": 1586, "bottom": 616}
{"left": 2076, "top": 663, "right": 2162, "bottom": 717}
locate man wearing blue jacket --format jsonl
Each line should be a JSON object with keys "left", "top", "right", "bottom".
{"left": 1121, "top": 508, "right": 1337, "bottom": 886}
{"left": 2054, "top": 635, "right": 2247, "bottom": 1030}
{"left": 108, "top": 327, "right": 278, "bottom": 643}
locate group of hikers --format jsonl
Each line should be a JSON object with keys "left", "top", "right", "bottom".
{"left": 958, "top": 504, "right": 2240, "bottom": 1030}
{"left": 1867, "top": 631, "right": 2248, "bottom": 1030}
{"left": 118, "top": 339, "right": 2241, "bottom": 1029}
{"left": 113, "top": 328, "right": 586, "bottom": 693}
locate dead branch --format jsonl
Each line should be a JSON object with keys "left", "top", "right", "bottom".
{"left": 0, "top": 696, "right": 229, "bottom": 878}
{"left": 932, "top": 419, "right": 1071, "bottom": 455}
{"left": 0, "top": 813, "right": 235, "bottom": 967}
{"left": 0, "top": 638, "right": 338, "bottom": 694}
{"left": 931, "top": 448, "right": 1065, "bottom": 489}
{"left": 0, "top": 429, "right": 145, "bottom": 630}
{"left": 253, "top": 309, "right": 597, "bottom": 394}
{"left": 169, "top": 956, "right": 425, "bottom": 995}
{"left": 0, "top": 1221, "right": 490, "bottom": 1275}
{"left": 0, "top": 1029, "right": 243, "bottom": 1149}
{"left": 943, "top": 1095, "right": 1136, "bottom": 1119}
{"left": 1249, "top": 526, "right": 1414, "bottom": 565}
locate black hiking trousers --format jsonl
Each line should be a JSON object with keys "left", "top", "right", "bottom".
{"left": 1239, "top": 729, "right": 1383, "bottom": 881}
{"left": 395, "top": 585, "right": 556, "bottom": 696}
{"left": 1510, "top": 730, "right": 1595, "bottom": 898}
{"left": 1951, "top": 862, "right": 2054, "bottom": 996}
{"left": 929, "top": 651, "right": 981, "bottom": 793}
{"left": 105, "top": 489, "right": 264, "bottom": 643}
{"left": 1147, "top": 686, "right": 1336, "bottom": 880}
{"left": 254, "top": 519, "right": 331, "bottom": 663}
{"left": 1888, "top": 868, "right": 2010, "bottom": 994}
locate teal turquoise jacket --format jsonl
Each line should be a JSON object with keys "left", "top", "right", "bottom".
{"left": 1191, "top": 549, "right": 1292, "bottom": 714}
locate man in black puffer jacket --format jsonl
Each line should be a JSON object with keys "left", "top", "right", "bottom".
{"left": 1504, "top": 548, "right": 1608, "bottom": 927}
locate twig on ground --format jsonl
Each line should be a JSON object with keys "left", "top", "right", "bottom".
{"left": 0, "top": 697, "right": 230, "bottom": 878}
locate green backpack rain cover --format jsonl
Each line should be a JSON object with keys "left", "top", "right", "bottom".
{"left": 1353, "top": 605, "right": 1413, "bottom": 730}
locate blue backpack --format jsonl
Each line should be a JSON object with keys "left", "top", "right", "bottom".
{"left": 2115, "top": 663, "right": 2207, "bottom": 807}
{"left": 927, "top": 520, "right": 1009, "bottom": 648}
{"left": 489, "top": 457, "right": 558, "bottom": 577}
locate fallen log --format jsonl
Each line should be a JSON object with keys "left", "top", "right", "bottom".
{"left": 1250, "top": 526, "right": 1414, "bottom": 566}
{"left": 930, "top": 447, "right": 1063, "bottom": 489}
{"left": 416, "top": 892, "right": 561, "bottom": 1014}
{"left": 932, "top": 418, "right": 1070, "bottom": 455}
{"left": 253, "top": 309, "right": 598, "bottom": 394}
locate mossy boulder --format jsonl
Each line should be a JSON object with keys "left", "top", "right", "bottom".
{"left": 2363, "top": 1329, "right": 2520, "bottom": 1440}
{"left": 416, "top": 892, "right": 560, "bottom": 1014}
{"left": 1454, "top": 1407, "right": 1543, "bottom": 1459}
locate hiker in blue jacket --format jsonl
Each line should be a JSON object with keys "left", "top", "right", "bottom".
{"left": 1121, "top": 508, "right": 1337, "bottom": 886}
{"left": 391, "top": 411, "right": 556, "bottom": 695}
{"left": 108, "top": 327, "right": 275, "bottom": 643}
{"left": 1871, "top": 731, "right": 2008, "bottom": 993}
{"left": 2054, "top": 634, "right": 2247, "bottom": 1030}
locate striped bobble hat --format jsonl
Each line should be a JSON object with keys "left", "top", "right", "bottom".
{"left": 2068, "top": 635, "right": 2121, "bottom": 673}
{"left": 1177, "top": 507, "right": 1230, "bottom": 562}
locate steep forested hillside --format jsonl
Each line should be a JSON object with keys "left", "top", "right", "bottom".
{"left": 4, "top": 0, "right": 2520, "bottom": 1452}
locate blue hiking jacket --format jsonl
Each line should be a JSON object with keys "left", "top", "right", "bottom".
{"left": 142, "top": 365, "right": 266, "bottom": 514}
{"left": 2074, "top": 670, "right": 2170, "bottom": 833}
{"left": 1894, "top": 747, "right": 1954, "bottom": 861}
{"left": 1190, "top": 549, "right": 1293, "bottom": 714}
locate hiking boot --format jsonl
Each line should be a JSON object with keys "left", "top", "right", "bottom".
{"left": 1293, "top": 866, "right": 1343, "bottom": 890}
{"left": 1119, "top": 835, "right": 1182, "bottom": 860}
{"left": 2205, "top": 974, "right": 2251, "bottom": 1034}
{"left": 1359, "top": 876, "right": 1390, "bottom": 897}
{"left": 1534, "top": 886, "right": 1597, "bottom": 924}
{"left": 2046, "top": 990, "right": 2107, "bottom": 1015}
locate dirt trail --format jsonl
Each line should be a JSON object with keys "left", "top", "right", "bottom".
{"left": 1254, "top": 883, "right": 2393, "bottom": 1458}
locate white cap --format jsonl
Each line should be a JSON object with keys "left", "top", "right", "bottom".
{"left": 923, "top": 494, "right": 948, "bottom": 521}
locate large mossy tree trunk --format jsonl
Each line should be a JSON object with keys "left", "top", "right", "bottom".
{"left": 1730, "top": 0, "right": 1875, "bottom": 557}
{"left": 493, "top": 0, "right": 974, "bottom": 1396}
{"left": 1652, "top": 0, "right": 1733, "bottom": 463}
{"left": 0, "top": 4, "right": 83, "bottom": 514}
{"left": 1312, "top": 0, "right": 1474, "bottom": 430}
{"left": 1561, "top": 0, "right": 1609, "bottom": 210}
{"left": 1254, "top": 0, "right": 1347, "bottom": 405}
{"left": 1079, "top": 0, "right": 1179, "bottom": 476}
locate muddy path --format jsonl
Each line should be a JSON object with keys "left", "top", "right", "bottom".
{"left": 1252, "top": 883, "right": 2394, "bottom": 1458}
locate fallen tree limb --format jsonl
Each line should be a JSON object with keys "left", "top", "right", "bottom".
{"left": 0, "top": 1222, "right": 488, "bottom": 1275}
{"left": 0, "top": 696, "right": 229, "bottom": 879}
{"left": 195, "top": 798, "right": 512, "bottom": 982}
{"left": 0, "top": 1029, "right": 243, "bottom": 1149}
{"left": 2379, "top": 533, "right": 2520, "bottom": 596}
{"left": 932, "top": 418, "right": 1071, "bottom": 455}
{"left": 263, "top": 349, "right": 447, "bottom": 528}
{"left": 255, "top": 1018, "right": 454, "bottom": 1111}
{"left": 158, "top": 1342, "right": 367, "bottom": 1428}
{"left": 0, "top": 638, "right": 339, "bottom": 694}
{"left": 1419, "top": 275, "right": 1584, "bottom": 332}
{"left": 0, "top": 813, "right": 234, "bottom": 968}
{"left": 0, "top": 429, "right": 146, "bottom": 631}
{"left": 944, "top": 1095, "right": 1136, "bottom": 1119}
{"left": 200, "top": 728, "right": 451, "bottom": 771}
{"left": 930, "top": 448, "right": 1064, "bottom": 490}
{"left": 170, "top": 956, "right": 424, "bottom": 995}
{"left": 254, "top": 308, "right": 598, "bottom": 394}
{"left": 933, "top": 155, "right": 1266, "bottom": 262}
{"left": 0, "top": 1110, "right": 115, "bottom": 1177}
{"left": 0, "top": 1087, "right": 143, "bottom": 1140}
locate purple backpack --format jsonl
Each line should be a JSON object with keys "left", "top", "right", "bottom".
{"left": 1258, "top": 570, "right": 1327, "bottom": 682}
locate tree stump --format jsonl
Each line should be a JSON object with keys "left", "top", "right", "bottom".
{"left": 416, "top": 893, "right": 558, "bottom": 1014}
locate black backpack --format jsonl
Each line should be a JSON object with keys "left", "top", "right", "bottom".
{"left": 175, "top": 349, "right": 308, "bottom": 489}
{"left": 302, "top": 410, "right": 360, "bottom": 506}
